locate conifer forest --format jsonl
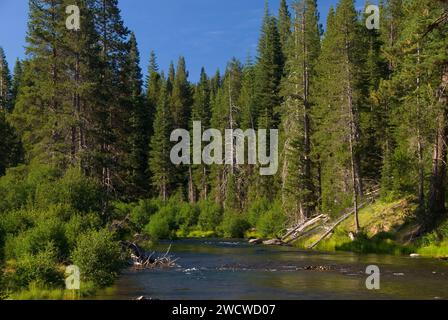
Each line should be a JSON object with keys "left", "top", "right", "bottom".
{"left": 0, "top": 0, "right": 447, "bottom": 301}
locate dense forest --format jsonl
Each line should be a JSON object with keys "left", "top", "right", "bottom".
{"left": 0, "top": 0, "right": 447, "bottom": 298}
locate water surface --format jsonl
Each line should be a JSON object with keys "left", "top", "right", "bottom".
{"left": 95, "top": 239, "right": 448, "bottom": 300}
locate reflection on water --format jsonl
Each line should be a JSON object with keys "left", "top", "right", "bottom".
{"left": 94, "top": 239, "right": 448, "bottom": 300}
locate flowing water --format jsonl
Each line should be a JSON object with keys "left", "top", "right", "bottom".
{"left": 95, "top": 239, "right": 448, "bottom": 300}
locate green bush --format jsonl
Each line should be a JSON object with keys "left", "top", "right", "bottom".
{"left": 5, "top": 217, "right": 67, "bottom": 260}
{"left": 247, "top": 198, "right": 271, "bottom": 226}
{"left": 0, "top": 210, "right": 34, "bottom": 236}
{"left": 144, "top": 206, "right": 176, "bottom": 240}
{"left": 0, "top": 223, "right": 4, "bottom": 262}
{"left": 129, "top": 199, "right": 161, "bottom": 229}
{"left": 0, "top": 165, "right": 36, "bottom": 212}
{"left": 256, "top": 202, "right": 286, "bottom": 238}
{"left": 220, "top": 211, "right": 250, "bottom": 238}
{"left": 176, "top": 203, "right": 200, "bottom": 233}
{"left": 14, "top": 243, "right": 63, "bottom": 289}
{"left": 72, "top": 229, "right": 124, "bottom": 288}
{"left": 64, "top": 213, "right": 102, "bottom": 250}
{"left": 34, "top": 168, "right": 102, "bottom": 213}
{"left": 197, "top": 200, "right": 222, "bottom": 231}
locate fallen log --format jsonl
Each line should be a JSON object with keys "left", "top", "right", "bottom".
{"left": 307, "top": 202, "right": 370, "bottom": 249}
{"left": 282, "top": 214, "right": 325, "bottom": 241}
{"left": 263, "top": 238, "right": 284, "bottom": 246}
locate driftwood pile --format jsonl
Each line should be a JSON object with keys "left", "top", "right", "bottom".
{"left": 122, "top": 241, "right": 178, "bottom": 269}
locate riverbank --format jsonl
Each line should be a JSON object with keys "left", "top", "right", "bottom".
{"left": 288, "top": 198, "right": 448, "bottom": 259}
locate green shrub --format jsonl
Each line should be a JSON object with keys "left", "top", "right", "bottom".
{"left": 72, "top": 229, "right": 124, "bottom": 288}
{"left": 220, "top": 211, "right": 250, "bottom": 238}
{"left": 176, "top": 203, "right": 200, "bottom": 233}
{"left": 144, "top": 206, "right": 177, "bottom": 240}
{"left": 14, "top": 243, "right": 63, "bottom": 289}
{"left": 0, "top": 223, "right": 4, "bottom": 262}
{"left": 64, "top": 213, "right": 102, "bottom": 250}
{"left": 0, "top": 165, "right": 36, "bottom": 212}
{"left": 197, "top": 200, "right": 222, "bottom": 231}
{"left": 247, "top": 198, "right": 271, "bottom": 226}
{"left": 34, "top": 168, "right": 102, "bottom": 213}
{"left": 0, "top": 209, "right": 34, "bottom": 236}
{"left": 129, "top": 199, "right": 161, "bottom": 229}
{"left": 256, "top": 202, "right": 286, "bottom": 238}
{"left": 5, "top": 217, "right": 67, "bottom": 260}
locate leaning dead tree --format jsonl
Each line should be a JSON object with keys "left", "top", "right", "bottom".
{"left": 259, "top": 188, "right": 380, "bottom": 247}
{"left": 121, "top": 241, "right": 178, "bottom": 269}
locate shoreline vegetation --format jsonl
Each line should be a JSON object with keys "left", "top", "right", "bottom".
{"left": 1, "top": 0, "right": 448, "bottom": 300}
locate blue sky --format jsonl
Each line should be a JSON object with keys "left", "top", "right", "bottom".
{"left": 0, "top": 0, "right": 367, "bottom": 82}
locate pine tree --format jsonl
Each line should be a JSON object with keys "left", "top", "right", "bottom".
{"left": 146, "top": 50, "right": 161, "bottom": 138}
{"left": 0, "top": 111, "right": 23, "bottom": 176}
{"left": 238, "top": 58, "right": 257, "bottom": 209}
{"left": 210, "top": 59, "right": 243, "bottom": 206}
{"left": 10, "top": 59, "right": 24, "bottom": 111}
{"left": 314, "top": 0, "right": 365, "bottom": 231}
{"left": 389, "top": 0, "right": 448, "bottom": 226}
{"left": 89, "top": 0, "right": 131, "bottom": 199}
{"left": 255, "top": 6, "right": 284, "bottom": 130}
{"left": 167, "top": 61, "right": 175, "bottom": 95}
{"left": 191, "top": 68, "right": 211, "bottom": 200}
{"left": 0, "top": 47, "right": 12, "bottom": 112}
{"left": 149, "top": 83, "right": 174, "bottom": 201}
{"left": 124, "top": 32, "right": 148, "bottom": 198}
{"left": 278, "top": 0, "right": 292, "bottom": 57}
{"left": 281, "top": 0, "right": 321, "bottom": 222}
{"left": 252, "top": 4, "right": 284, "bottom": 201}
{"left": 359, "top": 1, "right": 388, "bottom": 189}
{"left": 171, "top": 57, "right": 193, "bottom": 130}
{"left": 11, "top": 0, "right": 69, "bottom": 164}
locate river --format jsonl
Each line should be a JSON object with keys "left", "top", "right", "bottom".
{"left": 95, "top": 239, "right": 448, "bottom": 300}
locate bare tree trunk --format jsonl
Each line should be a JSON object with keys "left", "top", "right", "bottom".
{"left": 416, "top": 45, "right": 425, "bottom": 210}
{"left": 302, "top": 7, "right": 314, "bottom": 220}
{"left": 203, "top": 166, "right": 208, "bottom": 200}
{"left": 344, "top": 34, "right": 362, "bottom": 233}
{"left": 188, "top": 166, "right": 195, "bottom": 203}
{"left": 428, "top": 65, "right": 448, "bottom": 227}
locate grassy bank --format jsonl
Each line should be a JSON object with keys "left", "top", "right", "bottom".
{"left": 292, "top": 198, "right": 448, "bottom": 259}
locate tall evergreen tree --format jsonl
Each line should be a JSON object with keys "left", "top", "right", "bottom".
{"left": 191, "top": 68, "right": 211, "bottom": 200}
{"left": 255, "top": 6, "right": 284, "bottom": 130}
{"left": 314, "top": 0, "right": 365, "bottom": 231}
{"left": 0, "top": 47, "right": 12, "bottom": 112}
{"left": 10, "top": 59, "right": 24, "bottom": 111}
{"left": 278, "top": 0, "right": 292, "bottom": 56}
{"left": 281, "top": 0, "right": 321, "bottom": 222}
{"left": 124, "top": 32, "right": 148, "bottom": 198}
{"left": 145, "top": 50, "right": 161, "bottom": 138}
{"left": 389, "top": 0, "right": 448, "bottom": 227}
{"left": 11, "top": 0, "right": 70, "bottom": 164}
{"left": 0, "top": 111, "right": 23, "bottom": 176}
{"left": 171, "top": 57, "right": 193, "bottom": 130}
{"left": 253, "top": 4, "right": 284, "bottom": 201}
{"left": 89, "top": 0, "right": 131, "bottom": 199}
{"left": 149, "top": 83, "right": 174, "bottom": 201}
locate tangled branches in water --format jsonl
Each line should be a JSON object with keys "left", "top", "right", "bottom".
{"left": 122, "top": 241, "right": 179, "bottom": 270}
